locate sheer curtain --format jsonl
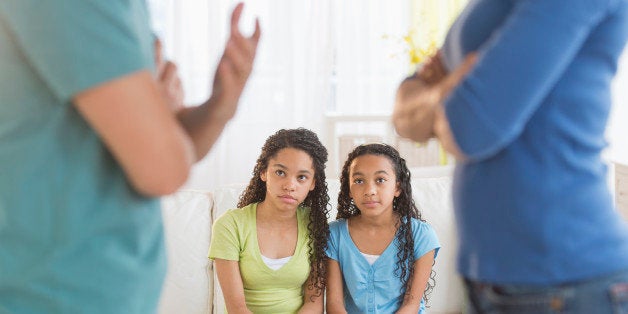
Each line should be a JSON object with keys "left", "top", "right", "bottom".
{"left": 148, "top": 0, "right": 416, "bottom": 189}
{"left": 148, "top": 0, "right": 628, "bottom": 189}
{"left": 608, "top": 51, "right": 628, "bottom": 165}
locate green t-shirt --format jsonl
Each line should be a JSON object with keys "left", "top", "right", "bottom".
{"left": 0, "top": 1, "right": 164, "bottom": 313}
{"left": 209, "top": 203, "right": 311, "bottom": 314}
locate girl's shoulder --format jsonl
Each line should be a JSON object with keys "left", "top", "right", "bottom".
{"left": 328, "top": 218, "right": 347, "bottom": 232}
{"left": 409, "top": 217, "right": 437, "bottom": 234}
{"left": 329, "top": 217, "right": 346, "bottom": 226}
{"left": 215, "top": 202, "right": 256, "bottom": 224}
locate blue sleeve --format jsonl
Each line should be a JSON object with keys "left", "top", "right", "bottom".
{"left": 412, "top": 219, "right": 440, "bottom": 260}
{"left": 326, "top": 220, "right": 342, "bottom": 261}
{"left": 444, "top": 0, "right": 620, "bottom": 160}
{"left": 0, "top": 0, "right": 154, "bottom": 102}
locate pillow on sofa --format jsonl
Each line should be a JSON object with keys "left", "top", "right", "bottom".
{"left": 159, "top": 190, "right": 214, "bottom": 314}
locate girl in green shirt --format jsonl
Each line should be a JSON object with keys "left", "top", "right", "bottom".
{"left": 209, "top": 128, "right": 329, "bottom": 313}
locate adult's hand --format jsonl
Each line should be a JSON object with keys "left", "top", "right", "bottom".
{"left": 392, "top": 51, "right": 450, "bottom": 143}
{"left": 392, "top": 51, "right": 476, "bottom": 147}
{"left": 154, "top": 38, "right": 185, "bottom": 112}
{"left": 208, "top": 2, "right": 261, "bottom": 122}
{"left": 432, "top": 53, "right": 478, "bottom": 161}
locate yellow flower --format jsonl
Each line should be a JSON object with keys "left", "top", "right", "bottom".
{"left": 403, "top": 29, "right": 438, "bottom": 67}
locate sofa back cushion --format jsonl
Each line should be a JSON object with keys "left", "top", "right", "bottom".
{"left": 159, "top": 191, "right": 214, "bottom": 314}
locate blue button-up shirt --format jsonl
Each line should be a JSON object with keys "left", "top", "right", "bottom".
{"left": 326, "top": 218, "right": 440, "bottom": 313}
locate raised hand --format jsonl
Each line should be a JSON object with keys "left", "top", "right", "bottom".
{"left": 209, "top": 2, "right": 262, "bottom": 122}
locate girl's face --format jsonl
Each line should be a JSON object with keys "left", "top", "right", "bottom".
{"left": 261, "top": 147, "right": 316, "bottom": 212}
{"left": 348, "top": 154, "right": 400, "bottom": 217}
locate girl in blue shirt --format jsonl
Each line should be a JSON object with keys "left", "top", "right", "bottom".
{"left": 326, "top": 144, "right": 440, "bottom": 313}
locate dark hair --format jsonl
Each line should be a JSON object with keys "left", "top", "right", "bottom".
{"left": 336, "top": 143, "right": 435, "bottom": 304}
{"left": 238, "top": 128, "right": 330, "bottom": 298}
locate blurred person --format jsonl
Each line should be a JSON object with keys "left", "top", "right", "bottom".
{"left": 393, "top": 0, "right": 628, "bottom": 312}
{"left": 0, "top": 1, "right": 260, "bottom": 313}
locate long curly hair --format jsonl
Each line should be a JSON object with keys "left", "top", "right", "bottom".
{"left": 336, "top": 143, "right": 435, "bottom": 304}
{"left": 238, "top": 128, "right": 330, "bottom": 298}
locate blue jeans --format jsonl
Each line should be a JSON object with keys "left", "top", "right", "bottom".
{"left": 464, "top": 269, "right": 628, "bottom": 314}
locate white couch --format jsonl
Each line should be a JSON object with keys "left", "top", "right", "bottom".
{"left": 158, "top": 166, "right": 464, "bottom": 314}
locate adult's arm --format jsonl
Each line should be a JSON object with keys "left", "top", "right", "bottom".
{"left": 74, "top": 3, "right": 261, "bottom": 196}
{"left": 325, "top": 259, "right": 348, "bottom": 314}
{"left": 395, "top": 250, "right": 436, "bottom": 314}
{"left": 393, "top": 52, "right": 448, "bottom": 143}
{"left": 443, "top": 0, "right": 618, "bottom": 160}
{"left": 213, "top": 259, "right": 253, "bottom": 314}
{"left": 393, "top": 53, "right": 477, "bottom": 160}
{"left": 73, "top": 71, "right": 195, "bottom": 196}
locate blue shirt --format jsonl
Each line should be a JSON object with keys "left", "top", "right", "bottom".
{"left": 326, "top": 218, "right": 440, "bottom": 313}
{"left": 442, "top": 0, "right": 628, "bottom": 284}
{"left": 0, "top": 1, "right": 165, "bottom": 313}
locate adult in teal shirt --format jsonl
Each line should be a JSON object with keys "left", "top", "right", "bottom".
{"left": 0, "top": 1, "right": 260, "bottom": 313}
{"left": 394, "top": 0, "right": 628, "bottom": 312}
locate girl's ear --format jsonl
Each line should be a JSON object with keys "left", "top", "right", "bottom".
{"left": 260, "top": 170, "right": 267, "bottom": 182}
{"left": 394, "top": 182, "right": 401, "bottom": 197}
{"left": 309, "top": 179, "right": 316, "bottom": 191}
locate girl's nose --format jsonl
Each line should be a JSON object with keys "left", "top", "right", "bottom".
{"left": 283, "top": 179, "right": 296, "bottom": 191}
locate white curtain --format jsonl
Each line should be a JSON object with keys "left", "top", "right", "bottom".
{"left": 148, "top": 0, "right": 628, "bottom": 190}
{"left": 609, "top": 51, "right": 628, "bottom": 165}
{"left": 148, "top": 0, "right": 413, "bottom": 189}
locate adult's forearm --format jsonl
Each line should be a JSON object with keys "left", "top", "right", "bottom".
{"left": 176, "top": 97, "right": 233, "bottom": 162}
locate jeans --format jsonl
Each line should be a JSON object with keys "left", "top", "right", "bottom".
{"left": 464, "top": 269, "right": 628, "bottom": 314}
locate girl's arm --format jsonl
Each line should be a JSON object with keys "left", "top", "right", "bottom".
{"left": 395, "top": 250, "right": 436, "bottom": 314}
{"left": 297, "top": 272, "right": 324, "bottom": 314}
{"left": 213, "top": 259, "right": 253, "bottom": 314}
{"left": 325, "top": 259, "right": 347, "bottom": 314}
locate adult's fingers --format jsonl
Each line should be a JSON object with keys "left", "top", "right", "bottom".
{"left": 154, "top": 38, "right": 165, "bottom": 76}
{"left": 230, "top": 2, "right": 245, "bottom": 39}
{"left": 229, "top": 18, "right": 261, "bottom": 63}
{"left": 438, "top": 53, "right": 478, "bottom": 99}
{"left": 251, "top": 18, "right": 261, "bottom": 46}
{"left": 160, "top": 61, "right": 179, "bottom": 86}
{"left": 224, "top": 41, "right": 251, "bottom": 81}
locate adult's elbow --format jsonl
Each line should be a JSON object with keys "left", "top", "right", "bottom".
{"left": 392, "top": 113, "right": 433, "bottom": 144}
{"left": 126, "top": 144, "right": 195, "bottom": 197}
{"left": 131, "top": 163, "right": 191, "bottom": 197}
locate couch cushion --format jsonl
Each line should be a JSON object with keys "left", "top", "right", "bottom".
{"left": 212, "top": 167, "right": 463, "bottom": 313}
{"left": 159, "top": 190, "right": 214, "bottom": 314}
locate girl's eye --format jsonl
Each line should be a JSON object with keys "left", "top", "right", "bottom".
{"left": 297, "top": 175, "right": 308, "bottom": 181}
{"left": 353, "top": 179, "right": 363, "bottom": 184}
{"left": 376, "top": 177, "right": 387, "bottom": 183}
{"left": 275, "top": 170, "right": 285, "bottom": 176}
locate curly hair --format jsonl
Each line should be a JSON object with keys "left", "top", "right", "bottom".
{"left": 336, "top": 143, "right": 436, "bottom": 305}
{"left": 238, "top": 128, "right": 330, "bottom": 298}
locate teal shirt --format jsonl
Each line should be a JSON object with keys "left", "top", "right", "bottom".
{"left": 0, "top": 1, "right": 165, "bottom": 313}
